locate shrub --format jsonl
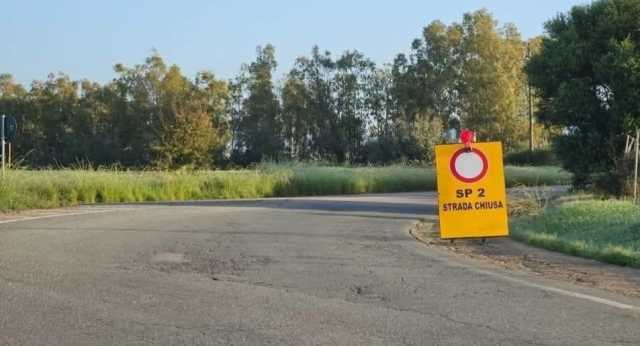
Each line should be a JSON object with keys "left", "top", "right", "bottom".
{"left": 505, "top": 149, "right": 558, "bottom": 166}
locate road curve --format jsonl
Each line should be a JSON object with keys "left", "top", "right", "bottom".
{"left": 0, "top": 192, "right": 638, "bottom": 345}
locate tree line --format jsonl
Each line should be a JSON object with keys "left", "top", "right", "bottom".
{"left": 0, "top": 9, "right": 547, "bottom": 169}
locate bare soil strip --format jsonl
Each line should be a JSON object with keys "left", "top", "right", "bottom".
{"left": 411, "top": 221, "right": 640, "bottom": 299}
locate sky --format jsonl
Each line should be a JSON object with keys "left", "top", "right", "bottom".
{"left": 1, "top": 0, "right": 588, "bottom": 86}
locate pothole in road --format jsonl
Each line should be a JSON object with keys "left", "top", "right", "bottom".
{"left": 351, "top": 284, "right": 388, "bottom": 301}
{"left": 146, "top": 247, "right": 275, "bottom": 284}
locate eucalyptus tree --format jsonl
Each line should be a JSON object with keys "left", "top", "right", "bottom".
{"left": 283, "top": 47, "right": 379, "bottom": 163}
{"left": 362, "top": 67, "right": 397, "bottom": 163}
{"left": 392, "top": 10, "right": 531, "bottom": 156}
{"left": 334, "top": 50, "right": 375, "bottom": 162}
{"left": 283, "top": 47, "right": 339, "bottom": 162}
{"left": 457, "top": 10, "right": 528, "bottom": 151}
{"left": 232, "top": 44, "right": 284, "bottom": 165}
{"left": 112, "top": 54, "right": 166, "bottom": 165}
{"left": 26, "top": 73, "right": 85, "bottom": 165}
{"left": 390, "top": 20, "right": 462, "bottom": 161}
{"left": 281, "top": 71, "right": 311, "bottom": 160}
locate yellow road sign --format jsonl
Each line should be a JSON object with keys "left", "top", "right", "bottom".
{"left": 435, "top": 142, "right": 508, "bottom": 239}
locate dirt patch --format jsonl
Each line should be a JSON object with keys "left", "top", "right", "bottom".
{"left": 411, "top": 222, "right": 640, "bottom": 298}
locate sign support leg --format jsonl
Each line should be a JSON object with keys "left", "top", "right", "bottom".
{"left": 634, "top": 128, "right": 639, "bottom": 203}
{"left": 1, "top": 114, "right": 5, "bottom": 178}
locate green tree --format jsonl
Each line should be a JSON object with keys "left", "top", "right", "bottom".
{"left": 281, "top": 73, "right": 311, "bottom": 160}
{"left": 152, "top": 66, "right": 227, "bottom": 168}
{"left": 113, "top": 54, "right": 229, "bottom": 168}
{"left": 112, "top": 54, "right": 165, "bottom": 165}
{"left": 284, "top": 47, "right": 384, "bottom": 163}
{"left": 458, "top": 10, "right": 528, "bottom": 151}
{"left": 392, "top": 11, "right": 531, "bottom": 157}
{"left": 334, "top": 50, "right": 375, "bottom": 162}
{"left": 390, "top": 19, "right": 463, "bottom": 161}
{"left": 526, "top": 0, "right": 640, "bottom": 193}
{"left": 403, "top": 20, "right": 462, "bottom": 126}
{"left": 283, "top": 47, "right": 339, "bottom": 162}
{"left": 195, "top": 71, "right": 232, "bottom": 165}
{"left": 27, "top": 74, "right": 89, "bottom": 165}
{"left": 0, "top": 74, "right": 29, "bottom": 163}
{"left": 232, "top": 45, "right": 284, "bottom": 165}
{"left": 362, "top": 68, "right": 398, "bottom": 163}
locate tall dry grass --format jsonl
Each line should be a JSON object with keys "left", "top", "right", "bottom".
{"left": 0, "top": 163, "right": 571, "bottom": 211}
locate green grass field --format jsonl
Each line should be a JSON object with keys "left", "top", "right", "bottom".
{"left": 0, "top": 163, "right": 571, "bottom": 211}
{"left": 511, "top": 200, "right": 640, "bottom": 268}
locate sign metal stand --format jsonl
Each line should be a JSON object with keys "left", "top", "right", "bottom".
{"left": 1, "top": 114, "right": 5, "bottom": 178}
{"left": 624, "top": 128, "right": 640, "bottom": 203}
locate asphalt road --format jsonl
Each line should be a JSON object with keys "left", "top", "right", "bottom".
{"left": 0, "top": 192, "right": 638, "bottom": 345}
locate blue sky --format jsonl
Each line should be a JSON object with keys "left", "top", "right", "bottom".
{"left": 1, "top": 0, "right": 587, "bottom": 86}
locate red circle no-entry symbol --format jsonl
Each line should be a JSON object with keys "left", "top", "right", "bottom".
{"left": 449, "top": 148, "right": 488, "bottom": 183}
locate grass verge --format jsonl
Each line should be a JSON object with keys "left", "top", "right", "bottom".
{"left": 0, "top": 163, "right": 571, "bottom": 211}
{"left": 511, "top": 200, "right": 640, "bottom": 268}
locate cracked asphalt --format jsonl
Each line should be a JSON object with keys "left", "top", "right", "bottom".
{"left": 0, "top": 192, "right": 639, "bottom": 345}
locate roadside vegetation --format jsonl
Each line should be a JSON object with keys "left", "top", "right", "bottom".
{"left": 0, "top": 164, "right": 569, "bottom": 211}
{"left": 500, "top": 0, "right": 640, "bottom": 268}
{"left": 502, "top": 166, "right": 569, "bottom": 187}
{"left": 1, "top": 0, "right": 637, "bottom": 269}
{"left": 511, "top": 200, "right": 640, "bottom": 268}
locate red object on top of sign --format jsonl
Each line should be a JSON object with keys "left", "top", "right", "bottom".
{"left": 460, "top": 129, "right": 475, "bottom": 148}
